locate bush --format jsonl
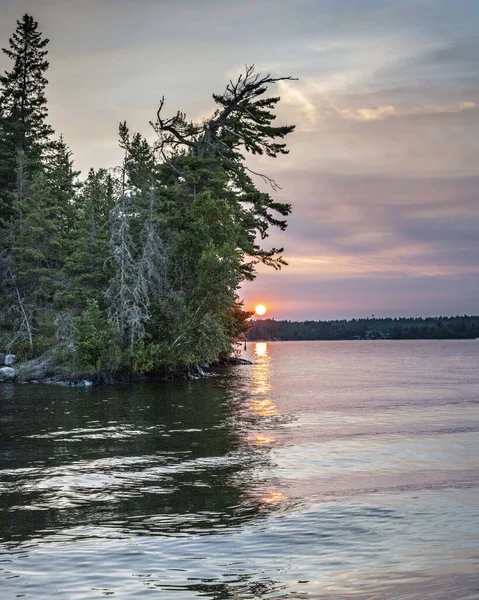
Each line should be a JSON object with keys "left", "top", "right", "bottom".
{"left": 71, "top": 300, "right": 120, "bottom": 371}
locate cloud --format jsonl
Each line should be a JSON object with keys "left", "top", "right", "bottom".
{"left": 285, "top": 250, "right": 479, "bottom": 280}
{"left": 1, "top": 0, "right": 478, "bottom": 318}
{"left": 241, "top": 267, "right": 479, "bottom": 319}
{"left": 336, "top": 101, "right": 476, "bottom": 121}
{"left": 243, "top": 170, "right": 479, "bottom": 311}
{"left": 276, "top": 81, "right": 317, "bottom": 130}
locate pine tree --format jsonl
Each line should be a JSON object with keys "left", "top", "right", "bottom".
{"left": 12, "top": 171, "right": 62, "bottom": 303}
{"left": 153, "top": 65, "right": 296, "bottom": 276}
{"left": 116, "top": 67, "right": 296, "bottom": 370}
{"left": 64, "top": 168, "right": 115, "bottom": 302}
{"left": 44, "top": 135, "right": 81, "bottom": 259}
{"left": 0, "top": 151, "right": 34, "bottom": 350}
{"left": 0, "top": 14, "right": 53, "bottom": 227}
{"left": 0, "top": 166, "right": 61, "bottom": 353}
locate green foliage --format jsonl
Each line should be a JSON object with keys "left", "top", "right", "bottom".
{"left": 13, "top": 170, "right": 61, "bottom": 289}
{"left": 153, "top": 65, "right": 295, "bottom": 272}
{"left": 0, "top": 14, "right": 53, "bottom": 227}
{"left": 0, "top": 16, "right": 295, "bottom": 375}
{"left": 142, "top": 308, "right": 230, "bottom": 369}
{"left": 63, "top": 168, "right": 114, "bottom": 302}
{"left": 71, "top": 300, "right": 120, "bottom": 371}
{"left": 174, "top": 309, "right": 231, "bottom": 365}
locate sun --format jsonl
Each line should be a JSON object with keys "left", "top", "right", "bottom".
{"left": 255, "top": 304, "right": 267, "bottom": 316}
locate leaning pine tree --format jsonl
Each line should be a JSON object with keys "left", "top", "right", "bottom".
{"left": 152, "top": 65, "right": 296, "bottom": 277}
{"left": 136, "top": 65, "right": 297, "bottom": 370}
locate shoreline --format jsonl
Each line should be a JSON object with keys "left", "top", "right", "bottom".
{"left": 0, "top": 353, "right": 252, "bottom": 386}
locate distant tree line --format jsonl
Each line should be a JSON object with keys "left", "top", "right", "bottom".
{"left": 247, "top": 316, "right": 479, "bottom": 341}
{"left": 0, "top": 15, "right": 295, "bottom": 375}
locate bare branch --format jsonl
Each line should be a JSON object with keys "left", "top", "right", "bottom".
{"left": 244, "top": 166, "right": 282, "bottom": 191}
{"left": 155, "top": 95, "right": 197, "bottom": 149}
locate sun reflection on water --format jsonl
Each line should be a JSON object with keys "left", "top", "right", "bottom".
{"left": 251, "top": 433, "right": 276, "bottom": 446}
{"left": 260, "top": 491, "right": 288, "bottom": 505}
{"left": 250, "top": 342, "right": 279, "bottom": 418}
{"left": 249, "top": 398, "right": 278, "bottom": 417}
{"left": 251, "top": 379, "right": 272, "bottom": 396}
{"left": 252, "top": 342, "right": 273, "bottom": 397}
{"left": 254, "top": 342, "right": 268, "bottom": 357}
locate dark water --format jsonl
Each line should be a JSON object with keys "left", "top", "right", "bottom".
{"left": 1, "top": 340, "right": 478, "bottom": 599}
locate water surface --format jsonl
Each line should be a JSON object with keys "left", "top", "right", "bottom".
{"left": 1, "top": 340, "right": 478, "bottom": 598}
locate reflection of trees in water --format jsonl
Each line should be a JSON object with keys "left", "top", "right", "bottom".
{"left": 0, "top": 374, "right": 288, "bottom": 545}
{"left": 0, "top": 358, "right": 298, "bottom": 599}
{"left": 150, "top": 577, "right": 288, "bottom": 599}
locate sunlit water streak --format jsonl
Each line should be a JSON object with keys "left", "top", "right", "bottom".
{"left": 1, "top": 340, "right": 478, "bottom": 599}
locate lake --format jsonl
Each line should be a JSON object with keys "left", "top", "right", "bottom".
{"left": 1, "top": 340, "right": 478, "bottom": 599}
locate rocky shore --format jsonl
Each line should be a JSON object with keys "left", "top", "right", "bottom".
{"left": 0, "top": 353, "right": 17, "bottom": 382}
{"left": 0, "top": 351, "right": 88, "bottom": 386}
{"left": 0, "top": 351, "right": 252, "bottom": 386}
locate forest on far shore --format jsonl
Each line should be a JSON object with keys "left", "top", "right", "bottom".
{"left": 247, "top": 315, "right": 479, "bottom": 341}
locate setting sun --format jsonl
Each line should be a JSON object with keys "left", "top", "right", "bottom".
{"left": 255, "top": 304, "right": 267, "bottom": 316}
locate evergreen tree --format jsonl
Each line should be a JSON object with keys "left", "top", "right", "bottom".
{"left": 0, "top": 168, "right": 61, "bottom": 353}
{"left": 0, "top": 42, "right": 296, "bottom": 372}
{"left": 44, "top": 135, "right": 81, "bottom": 307}
{"left": 153, "top": 65, "right": 296, "bottom": 275}
{"left": 45, "top": 135, "right": 81, "bottom": 238}
{"left": 64, "top": 168, "right": 115, "bottom": 302}
{"left": 12, "top": 171, "right": 62, "bottom": 302}
{"left": 106, "top": 67, "right": 296, "bottom": 371}
{"left": 0, "top": 14, "right": 53, "bottom": 227}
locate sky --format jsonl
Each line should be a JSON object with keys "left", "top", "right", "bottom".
{"left": 1, "top": 0, "right": 478, "bottom": 320}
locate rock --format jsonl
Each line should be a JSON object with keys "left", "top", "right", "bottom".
{"left": 225, "top": 356, "right": 253, "bottom": 365}
{"left": 64, "top": 379, "right": 93, "bottom": 387}
{"left": 16, "top": 353, "right": 58, "bottom": 383}
{"left": 0, "top": 354, "right": 5, "bottom": 365}
{"left": 4, "top": 354, "right": 16, "bottom": 366}
{"left": 0, "top": 366, "right": 16, "bottom": 382}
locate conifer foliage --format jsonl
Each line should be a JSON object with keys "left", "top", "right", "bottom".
{"left": 0, "top": 15, "right": 295, "bottom": 375}
{"left": 0, "top": 14, "right": 53, "bottom": 225}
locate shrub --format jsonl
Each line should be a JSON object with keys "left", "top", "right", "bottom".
{"left": 71, "top": 300, "right": 120, "bottom": 371}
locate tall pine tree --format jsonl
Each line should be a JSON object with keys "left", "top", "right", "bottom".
{"left": 0, "top": 14, "right": 53, "bottom": 227}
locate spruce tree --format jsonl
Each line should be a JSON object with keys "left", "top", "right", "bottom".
{"left": 64, "top": 168, "right": 115, "bottom": 303}
{"left": 0, "top": 14, "right": 53, "bottom": 227}
{"left": 12, "top": 171, "right": 62, "bottom": 302}
{"left": 0, "top": 168, "right": 59, "bottom": 353}
{"left": 45, "top": 135, "right": 81, "bottom": 253}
